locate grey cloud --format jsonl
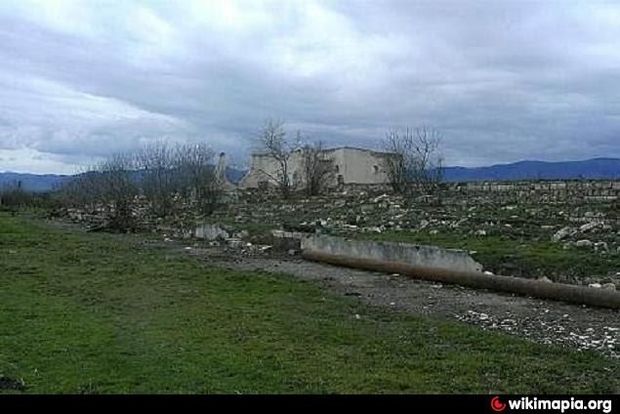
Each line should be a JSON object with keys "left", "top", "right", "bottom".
{"left": 0, "top": 0, "right": 618, "bottom": 174}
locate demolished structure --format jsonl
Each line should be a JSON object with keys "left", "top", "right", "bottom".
{"left": 237, "top": 146, "right": 396, "bottom": 190}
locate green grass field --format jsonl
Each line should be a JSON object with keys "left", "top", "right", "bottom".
{"left": 0, "top": 213, "right": 618, "bottom": 393}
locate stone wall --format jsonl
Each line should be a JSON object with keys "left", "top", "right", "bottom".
{"left": 447, "top": 180, "right": 620, "bottom": 203}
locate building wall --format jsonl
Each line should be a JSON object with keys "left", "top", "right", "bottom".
{"left": 238, "top": 147, "right": 393, "bottom": 189}
{"left": 336, "top": 148, "right": 390, "bottom": 185}
{"left": 237, "top": 153, "right": 283, "bottom": 188}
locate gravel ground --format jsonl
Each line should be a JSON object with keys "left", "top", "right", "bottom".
{"left": 184, "top": 246, "right": 619, "bottom": 359}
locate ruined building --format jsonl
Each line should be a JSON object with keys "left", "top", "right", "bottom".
{"left": 237, "top": 146, "right": 395, "bottom": 189}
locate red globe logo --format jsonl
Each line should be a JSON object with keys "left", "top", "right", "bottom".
{"left": 491, "top": 396, "right": 507, "bottom": 412}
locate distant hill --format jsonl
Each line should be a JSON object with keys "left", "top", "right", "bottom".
{"left": 0, "top": 172, "right": 70, "bottom": 192}
{"left": 442, "top": 158, "right": 620, "bottom": 182}
{"left": 2, "top": 158, "right": 618, "bottom": 191}
{"left": 0, "top": 167, "right": 247, "bottom": 192}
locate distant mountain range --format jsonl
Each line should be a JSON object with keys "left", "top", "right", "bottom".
{"left": 442, "top": 157, "right": 620, "bottom": 182}
{"left": 0, "top": 172, "right": 70, "bottom": 192}
{"left": 1, "top": 158, "right": 619, "bottom": 192}
{"left": 0, "top": 168, "right": 247, "bottom": 193}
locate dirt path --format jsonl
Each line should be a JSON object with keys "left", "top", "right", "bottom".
{"left": 183, "top": 246, "right": 619, "bottom": 359}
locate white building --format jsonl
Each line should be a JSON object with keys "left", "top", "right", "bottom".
{"left": 238, "top": 146, "right": 395, "bottom": 189}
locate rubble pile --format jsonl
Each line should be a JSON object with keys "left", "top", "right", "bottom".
{"left": 456, "top": 309, "right": 618, "bottom": 358}
{"left": 55, "top": 180, "right": 619, "bottom": 286}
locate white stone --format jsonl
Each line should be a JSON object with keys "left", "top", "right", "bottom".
{"left": 594, "top": 241, "right": 608, "bottom": 251}
{"left": 552, "top": 226, "right": 573, "bottom": 242}
{"left": 579, "top": 221, "right": 602, "bottom": 233}
{"left": 195, "top": 223, "right": 229, "bottom": 241}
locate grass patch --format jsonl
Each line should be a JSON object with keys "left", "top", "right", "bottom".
{"left": 0, "top": 213, "right": 618, "bottom": 393}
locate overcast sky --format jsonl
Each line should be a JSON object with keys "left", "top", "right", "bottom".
{"left": 0, "top": 0, "right": 619, "bottom": 174}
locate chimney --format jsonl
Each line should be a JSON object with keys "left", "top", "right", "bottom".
{"left": 215, "top": 152, "right": 227, "bottom": 182}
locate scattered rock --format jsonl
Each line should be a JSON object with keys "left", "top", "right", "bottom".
{"left": 579, "top": 221, "right": 602, "bottom": 233}
{"left": 575, "top": 239, "right": 593, "bottom": 248}
{"left": 226, "top": 238, "right": 244, "bottom": 248}
{"left": 195, "top": 223, "right": 229, "bottom": 241}
{"left": 594, "top": 241, "right": 608, "bottom": 252}
{"left": 234, "top": 230, "right": 250, "bottom": 239}
{"left": 552, "top": 226, "right": 574, "bottom": 242}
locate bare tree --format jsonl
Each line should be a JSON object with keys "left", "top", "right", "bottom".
{"left": 256, "top": 119, "right": 301, "bottom": 198}
{"left": 95, "top": 152, "right": 139, "bottom": 231}
{"left": 301, "top": 141, "right": 335, "bottom": 196}
{"left": 58, "top": 141, "right": 225, "bottom": 231}
{"left": 57, "top": 166, "right": 102, "bottom": 210}
{"left": 383, "top": 126, "right": 444, "bottom": 197}
{"left": 175, "top": 143, "right": 222, "bottom": 215}
{"left": 136, "top": 141, "right": 177, "bottom": 217}
{"left": 0, "top": 180, "right": 26, "bottom": 212}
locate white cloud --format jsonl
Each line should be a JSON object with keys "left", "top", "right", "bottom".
{"left": 0, "top": 147, "right": 81, "bottom": 174}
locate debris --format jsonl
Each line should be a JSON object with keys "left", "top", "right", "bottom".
{"left": 579, "top": 221, "right": 602, "bottom": 233}
{"left": 552, "top": 226, "right": 574, "bottom": 242}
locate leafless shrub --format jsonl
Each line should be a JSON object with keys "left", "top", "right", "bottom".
{"left": 301, "top": 141, "right": 335, "bottom": 196}
{"left": 58, "top": 140, "right": 223, "bottom": 230}
{"left": 136, "top": 141, "right": 177, "bottom": 217}
{"left": 383, "top": 126, "right": 444, "bottom": 197}
{"left": 174, "top": 143, "right": 222, "bottom": 216}
{"left": 56, "top": 166, "right": 102, "bottom": 209}
{"left": 0, "top": 181, "right": 27, "bottom": 212}
{"left": 95, "top": 152, "right": 139, "bottom": 231}
{"left": 256, "top": 119, "right": 301, "bottom": 198}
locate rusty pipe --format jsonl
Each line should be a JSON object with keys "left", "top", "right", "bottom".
{"left": 302, "top": 250, "right": 620, "bottom": 309}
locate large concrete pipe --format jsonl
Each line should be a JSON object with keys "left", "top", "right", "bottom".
{"left": 301, "top": 236, "right": 620, "bottom": 309}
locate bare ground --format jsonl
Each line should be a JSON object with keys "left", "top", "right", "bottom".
{"left": 181, "top": 245, "right": 619, "bottom": 359}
